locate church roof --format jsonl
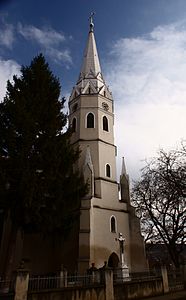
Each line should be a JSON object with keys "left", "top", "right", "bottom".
{"left": 78, "top": 17, "right": 101, "bottom": 80}
{"left": 69, "top": 15, "right": 112, "bottom": 102}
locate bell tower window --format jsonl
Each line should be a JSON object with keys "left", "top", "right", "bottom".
{"left": 103, "top": 116, "right": 108, "bottom": 131}
{"left": 87, "top": 112, "right": 94, "bottom": 128}
{"left": 106, "top": 164, "right": 111, "bottom": 177}
{"left": 72, "top": 117, "right": 77, "bottom": 132}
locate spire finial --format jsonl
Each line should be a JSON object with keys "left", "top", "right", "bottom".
{"left": 89, "top": 12, "right": 95, "bottom": 32}
{"left": 121, "top": 157, "right": 127, "bottom": 176}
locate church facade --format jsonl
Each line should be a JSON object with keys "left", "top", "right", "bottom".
{"left": 67, "top": 17, "right": 147, "bottom": 273}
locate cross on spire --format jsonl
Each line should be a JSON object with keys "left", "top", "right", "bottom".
{"left": 89, "top": 12, "right": 95, "bottom": 32}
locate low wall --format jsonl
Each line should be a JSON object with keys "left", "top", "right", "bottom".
{"left": 28, "top": 278, "right": 163, "bottom": 300}
{"left": 114, "top": 278, "right": 163, "bottom": 300}
{"left": 5, "top": 267, "right": 174, "bottom": 300}
{"left": 28, "top": 285, "right": 105, "bottom": 300}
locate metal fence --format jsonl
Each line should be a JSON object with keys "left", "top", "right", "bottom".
{"left": 113, "top": 267, "right": 184, "bottom": 291}
{"left": 28, "top": 273, "right": 100, "bottom": 291}
{"left": 0, "top": 278, "right": 15, "bottom": 294}
{"left": 167, "top": 269, "right": 184, "bottom": 291}
{"left": 28, "top": 276, "right": 61, "bottom": 291}
{"left": 67, "top": 273, "right": 100, "bottom": 286}
{"left": 113, "top": 268, "right": 162, "bottom": 283}
{"left": 3, "top": 267, "right": 185, "bottom": 293}
{"left": 29, "top": 268, "right": 164, "bottom": 290}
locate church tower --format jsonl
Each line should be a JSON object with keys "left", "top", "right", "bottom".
{"left": 69, "top": 16, "right": 147, "bottom": 273}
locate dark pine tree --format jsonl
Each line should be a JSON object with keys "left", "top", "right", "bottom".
{"left": 0, "top": 54, "right": 87, "bottom": 277}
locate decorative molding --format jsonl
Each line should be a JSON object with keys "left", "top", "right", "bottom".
{"left": 72, "top": 138, "right": 117, "bottom": 149}
{"left": 93, "top": 205, "right": 129, "bottom": 213}
{"left": 94, "top": 177, "right": 117, "bottom": 184}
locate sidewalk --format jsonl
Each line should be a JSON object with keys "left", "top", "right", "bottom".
{"left": 143, "top": 290, "right": 186, "bottom": 300}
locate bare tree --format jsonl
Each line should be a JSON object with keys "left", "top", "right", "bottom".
{"left": 132, "top": 142, "right": 186, "bottom": 268}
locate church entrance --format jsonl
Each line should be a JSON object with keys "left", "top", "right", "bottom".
{"left": 108, "top": 252, "right": 119, "bottom": 268}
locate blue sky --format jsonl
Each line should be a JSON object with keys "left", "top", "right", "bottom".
{"left": 1, "top": 0, "right": 186, "bottom": 179}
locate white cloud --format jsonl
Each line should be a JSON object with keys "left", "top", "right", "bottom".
{"left": 0, "top": 58, "right": 20, "bottom": 101}
{"left": 0, "top": 19, "right": 14, "bottom": 48}
{"left": 18, "top": 23, "right": 72, "bottom": 65}
{"left": 18, "top": 23, "right": 65, "bottom": 47}
{"left": 46, "top": 48, "right": 72, "bottom": 65}
{"left": 105, "top": 21, "right": 186, "bottom": 180}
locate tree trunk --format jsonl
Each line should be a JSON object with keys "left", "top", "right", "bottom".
{"left": 168, "top": 244, "right": 180, "bottom": 269}
{"left": 2, "top": 223, "right": 19, "bottom": 279}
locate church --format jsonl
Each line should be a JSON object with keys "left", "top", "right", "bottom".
{"left": 66, "top": 16, "right": 147, "bottom": 273}
{"left": 0, "top": 17, "right": 147, "bottom": 276}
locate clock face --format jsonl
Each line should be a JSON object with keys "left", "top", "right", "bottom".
{"left": 102, "top": 102, "right": 109, "bottom": 111}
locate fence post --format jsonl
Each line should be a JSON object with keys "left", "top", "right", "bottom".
{"left": 105, "top": 269, "right": 114, "bottom": 300}
{"left": 14, "top": 268, "right": 29, "bottom": 300}
{"left": 161, "top": 265, "right": 169, "bottom": 293}
{"left": 59, "top": 268, "right": 68, "bottom": 288}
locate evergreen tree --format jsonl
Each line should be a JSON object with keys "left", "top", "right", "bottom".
{"left": 0, "top": 54, "right": 87, "bottom": 274}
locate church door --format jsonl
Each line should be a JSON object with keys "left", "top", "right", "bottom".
{"left": 108, "top": 252, "right": 119, "bottom": 268}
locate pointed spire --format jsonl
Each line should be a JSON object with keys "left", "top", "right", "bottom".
{"left": 121, "top": 156, "right": 129, "bottom": 181}
{"left": 121, "top": 157, "right": 127, "bottom": 176}
{"left": 120, "top": 157, "right": 130, "bottom": 204}
{"left": 69, "top": 15, "right": 112, "bottom": 101}
{"left": 79, "top": 14, "right": 101, "bottom": 79}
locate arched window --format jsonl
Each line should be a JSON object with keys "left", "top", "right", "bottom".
{"left": 87, "top": 113, "right": 94, "bottom": 128}
{"left": 72, "top": 117, "right": 76, "bottom": 132}
{"left": 106, "top": 164, "right": 111, "bottom": 177}
{"left": 110, "top": 216, "right": 116, "bottom": 233}
{"left": 103, "top": 116, "right": 108, "bottom": 131}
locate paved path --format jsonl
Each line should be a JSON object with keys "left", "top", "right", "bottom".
{"left": 143, "top": 290, "right": 186, "bottom": 300}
